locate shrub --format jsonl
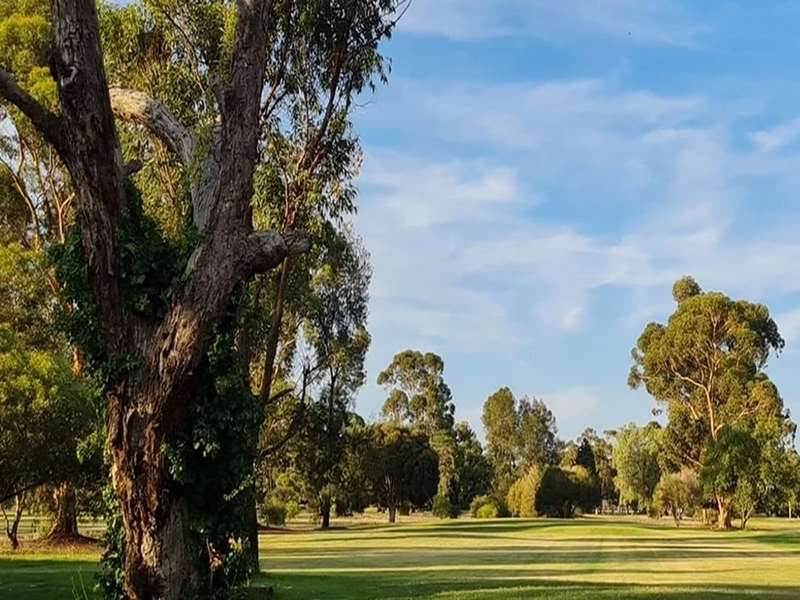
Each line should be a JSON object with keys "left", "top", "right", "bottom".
{"left": 470, "top": 494, "right": 491, "bottom": 517}
{"left": 476, "top": 503, "right": 498, "bottom": 519}
{"left": 262, "top": 499, "right": 287, "bottom": 527}
{"left": 432, "top": 494, "right": 459, "bottom": 519}
{"left": 285, "top": 500, "right": 301, "bottom": 521}
{"left": 469, "top": 494, "right": 509, "bottom": 518}
{"left": 507, "top": 466, "right": 543, "bottom": 517}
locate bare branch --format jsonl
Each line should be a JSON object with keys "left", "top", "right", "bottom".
{"left": 108, "top": 88, "right": 195, "bottom": 164}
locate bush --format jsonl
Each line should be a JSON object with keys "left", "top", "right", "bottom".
{"left": 262, "top": 499, "right": 287, "bottom": 527}
{"left": 285, "top": 500, "right": 301, "bottom": 521}
{"left": 476, "top": 503, "right": 498, "bottom": 519}
{"left": 507, "top": 466, "right": 543, "bottom": 517}
{"left": 654, "top": 469, "right": 701, "bottom": 527}
{"left": 469, "top": 494, "right": 509, "bottom": 519}
{"left": 432, "top": 494, "right": 459, "bottom": 519}
{"left": 535, "top": 466, "right": 598, "bottom": 518}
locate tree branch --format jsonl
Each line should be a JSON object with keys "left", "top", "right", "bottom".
{"left": 108, "top": 88, "right": 195, "bottom": 164}
{"left": 243, "top": 230, "right": 309, "bottom": 276}
{"left": 0, "top": 69, "right": 65, "bottom": 155}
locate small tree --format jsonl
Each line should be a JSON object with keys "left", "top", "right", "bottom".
{"left": 0, "top": 325, "right": 95, "bottom": 548}
{"left": 364, "top": 424, "right": 438, "bottom": 523}
{"left": 653, "top": 469, "right": 701, "bottom": 527}
{"left": 612, "top": 423, "right": 662, "bottom": 513}
{"left": 701, "top": 428, "right": 761, "bottom": 530}
{"left": 507, "top": 465, "right": 543, "bottom": 518}
{"left": 448, "top": 422, "right": 492, "bottom": 510}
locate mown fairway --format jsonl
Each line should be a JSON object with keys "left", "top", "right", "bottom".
{"left": 2, "top": 517, "right": 800, "bottom": 599}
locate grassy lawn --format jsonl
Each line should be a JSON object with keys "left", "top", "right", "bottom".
{"left": 2, "top": 516, "right": 800, "bottom": 599}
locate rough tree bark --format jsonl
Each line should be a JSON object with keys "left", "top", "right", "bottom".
{"left": 47, "top": 482, "right": 79, "bottom": 539}
{"left": 716, "top": 495, "right": 733, "bottom": 530}
{"left": 1, "top": 0, "right": 307, "bottom": 597}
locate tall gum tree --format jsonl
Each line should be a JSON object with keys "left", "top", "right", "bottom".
{"left": 629, "top": 276, "right": 786, "bottom": 529}
{"left": 0, "top": 0, "right": 402, "bottom": 597}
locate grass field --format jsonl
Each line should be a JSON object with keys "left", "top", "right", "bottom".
{"left": 2, "top": 516, "right": 799, "bottom": 599}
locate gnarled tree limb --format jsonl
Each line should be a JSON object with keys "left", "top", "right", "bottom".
{"left": 108, "top": 87, "right": 195, "bottom": 164}
{"left": 243, "top": 230, "right": 310, "bottom": 276}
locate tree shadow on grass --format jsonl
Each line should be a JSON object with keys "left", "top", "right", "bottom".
{"left": 247, "top": 571, "right": 800, "bottom": 600}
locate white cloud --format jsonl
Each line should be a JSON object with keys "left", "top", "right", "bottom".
{"left": 356, "top": 76, "right": 800, "bottom": 359}
{"left": 542, "top": 386, "right": 601, "bottom": 427}
{"left": 360, "top": 155, "right": 521, "bottom": 228}
{"left": 400, "top": 0, "right": 706, "bottom": 47}
{"left": 750, "top": 117, "right": 800, "bottom": 153}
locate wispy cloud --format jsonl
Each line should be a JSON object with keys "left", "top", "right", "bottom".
{"left": 751, "top": 117, "right": 800, "bottom": 153}
{"left": 543, "top": 386, "right": 602, "bottom": 429}
{"left": 357, "top": 76, "right": 800, "bottom": 354}
{"left": 400, "top": 0, "right": 707, "bottom": 47}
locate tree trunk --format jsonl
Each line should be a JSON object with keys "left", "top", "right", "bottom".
{"left": 741, "top": 508, "right": 753, "bottom": 530}
{"left": 321, "top": 503, "right": 331, "bottom": 529}
{"left": 716, "top": 495, "right": 733, "bottom": 529}
{"left": 108, "top": 390, "right": 201, "bottom": 600}
{"left": 48, "top": 481, "right": 79, "bottom": 539}
{"left": 3, "top": 493, "right": 25, "bottom": 550}
{"left": 259, "top": 258, "right": 291, "bottom": 403}
{"left": 237, "top": 321, "right": 260, "bottom": 576}
{"left": 246, "top": 491, "right": 260, "bottom": 573}
{"left": 388, "top": 504, "right": 397, "bottom": 524}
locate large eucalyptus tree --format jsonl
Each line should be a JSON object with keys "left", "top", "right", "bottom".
{"left": 0, "top": 1, "right": 402, "bottom": 597}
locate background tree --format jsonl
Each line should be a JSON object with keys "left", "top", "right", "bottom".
{"left": 629, "top": 277, "right": 786, "bottom": 529}
{"left": 507, "top": 465, "right": 543, "bottom": 518}
{"left": 447, "top": 422, "right": 492, "bottom": 510}
{"left": 535, "top": 466, "right": 597, "bottom": 518}
{"left": 653, "top": 469, "right": 701, "bottom": 527}
{"left": 280, "top": 230, "right": 371, "bottom": 528}
{"left": 378, "top": 349, "right": 456, "bottom": 504}
{"left": 612, "top": 423, "right": 662, "bottom": 513}
{"left": 364, "top": 423, "right": 438, "bottom": 523}
{"left": 378, "top": 350, "right": 456, "bottom": 434}
{"left": 482, "top": 387, "right": 518, "bottom": 495}
{"left": 517, "top": 396, "right": 560, "bottom": 470}
{"left": 0, "top": 325, "right": 95, "bottom": 548}
{"left": 482, "top": 387, "right": 559, "bottom": 496}
{"left": 0, "top": 243, "right": 101, "bottom": 541}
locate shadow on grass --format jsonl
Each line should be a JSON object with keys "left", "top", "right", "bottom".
{"left": 247, "top": 571, "right": 800, "bottom": 600}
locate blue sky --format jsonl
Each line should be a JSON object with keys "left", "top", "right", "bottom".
{"left": 349, "top": 0, "right": 800, "bottom": 442}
